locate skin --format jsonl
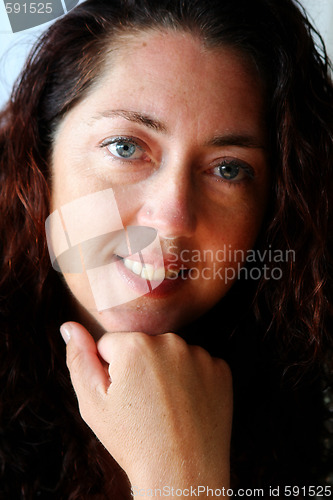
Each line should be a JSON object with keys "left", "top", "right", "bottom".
{"left": 51, "top": 30, "right": 269, "bottom": 337}
{"left": 54, "top": 30, "right": 270, "bottom": 497}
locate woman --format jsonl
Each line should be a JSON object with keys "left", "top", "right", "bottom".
{"left": 0, "top": 0, "right": 332, "bottom": 498}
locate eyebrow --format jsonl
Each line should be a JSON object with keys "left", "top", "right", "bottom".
{"left": 91, "top": 109, "right": 167, "bottom": 133}
{"left": 205, "top": 134, "right": 265, "bottom": 150}
{"left": 92, "top": 109, "right": 265, "bottom": 149}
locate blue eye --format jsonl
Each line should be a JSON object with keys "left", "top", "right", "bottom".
{"left": 113, "top": 141, "right": 137, "bottom": 158}
{"left": 103, "top": 138, "right": 144, "bottom": 159}
{"left": 213, "top": 159, "right": 254, "bottom": 182}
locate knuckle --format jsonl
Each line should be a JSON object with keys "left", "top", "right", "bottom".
{"left": 162, "top": 331, "right": 187, "bottom": 351}
{"left": 161, "top": 332, "right": 190, "bottom": 363}
{"left": 189, "top": 343, "right": 209, "bottom": 359}
{"left": 214, "top": 358, "right": 233, "bottom": 383}
{"left": 98, "top": 331, "right": 148, "bottom": 364}
{"left": 121, "top": 331, "right": 151, "bottom": 365}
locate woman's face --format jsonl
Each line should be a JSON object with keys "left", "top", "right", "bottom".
{"left": 51, "top": 30, "right": 269, "bottom": 336}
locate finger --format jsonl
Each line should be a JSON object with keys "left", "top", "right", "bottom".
{"left": 97, "top": 331, "right": 149, "bottom": 383}
{"left": 60, "top": 322, "right": 110, "bottom": 398}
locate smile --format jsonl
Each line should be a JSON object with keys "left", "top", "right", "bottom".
{"left": 122, "top": 256, "right": 184, "bottom": 281}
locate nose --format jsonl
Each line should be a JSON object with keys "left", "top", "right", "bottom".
{"left": 136, "top": 161, "right": 197, "bottom": 239}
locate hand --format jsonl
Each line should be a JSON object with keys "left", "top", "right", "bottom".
{"left": 61, "top": 322, "right": 233, "bottom": 498}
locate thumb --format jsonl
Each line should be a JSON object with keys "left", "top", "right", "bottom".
{"left": 60, "top": 322, "right": 110, "bottom": 400}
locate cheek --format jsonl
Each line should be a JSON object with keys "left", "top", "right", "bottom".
{"left": 225, "top": 207, "right": 264, "bottom": 249}
{"left": 207, "top": 190, "right": 267, "bottom": 251}
{"left": 63, "top": 273, "right": 97, "bottom": 311}
{"left": 197, "top": 185, "right": 269, "bottom": 290}
{"left": 51, "top": 142, "right": 109, "bottom": 212}
{"left": 51, "top": 171, "right": 107, "bottom": 212}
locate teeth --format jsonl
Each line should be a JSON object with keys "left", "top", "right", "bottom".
{"left": 153, "top": 267, "right": 166, "bottom": 281}
{"left": 124, "top": 258, "right": 134, "bottom": 271}
{"left": 122, "top": 257, "right": 182, "bottom": 281}
{"left": 132, "top": 261, "right": 143, "bottom": 276}
{"left": 141, "top": 263, "right": 154, "bottom": 280}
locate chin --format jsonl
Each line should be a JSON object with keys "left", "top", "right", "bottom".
{"left": 90, "top": 302, "right": 194, "bottom": 337}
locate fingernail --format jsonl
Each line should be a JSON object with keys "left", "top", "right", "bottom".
{"left": 60, "top": 323, "right": 72, "bottom": 344}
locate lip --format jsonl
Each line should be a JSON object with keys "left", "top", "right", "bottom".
{"left": 115, "top": 255, "right": 188, "bottom": 298}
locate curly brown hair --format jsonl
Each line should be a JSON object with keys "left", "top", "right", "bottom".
{"left": 0, "top": 0, "right": 332, "bottom": 498}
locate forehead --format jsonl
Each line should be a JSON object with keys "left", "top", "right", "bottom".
{"left": 56, "top": 30, "right": 265, "bottom": 142}
{"left": 107, "top": 28, "right": 259, "bottom": 75}
{"left": 105, "top": 30, "right": 262, "bottom": 101}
